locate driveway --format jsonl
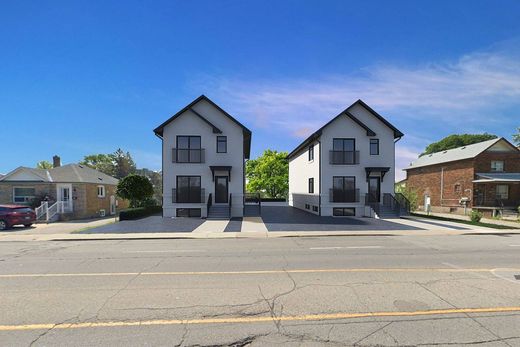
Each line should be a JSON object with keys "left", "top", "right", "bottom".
{"left": 259, "top": 206, "right": 423, "bottom": 231}
{"left": 80, "top": 216, "right": 205, "bottom": 234}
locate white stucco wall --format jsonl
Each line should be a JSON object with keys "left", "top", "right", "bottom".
{"left": 319, "top": 107, "right": 395, "bottom": 217}
{"left": 288, "top": 140, "right": 320, "bottom": 214}
{"left": 161, "top": 99, "right": 246, "bottom": 218}
{"left": 288, "top": 102, "right": 397, "bottom": 217}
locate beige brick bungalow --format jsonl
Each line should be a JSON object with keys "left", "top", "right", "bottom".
{"left": 0, "top": 156, "right": 128, "bottom": 220}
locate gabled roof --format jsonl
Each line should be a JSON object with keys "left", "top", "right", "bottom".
{"left": 0, "top": 164, "right": 119, "bottom": 185}
{"left": 404, "top": 138, "right": 518, "bottom": 170}
{"left": 153, "top": 95, "right": 252, "bottom": 158}
{"left": 287, "top": 99, "right": 402, "bottom": 159}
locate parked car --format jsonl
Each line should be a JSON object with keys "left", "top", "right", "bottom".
{"left": 0, "top": 205, "right": 36, "bottom": 230}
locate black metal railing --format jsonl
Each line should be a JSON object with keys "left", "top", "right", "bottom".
{"left": 329, "top": 188, "right": 360, "bottom": 203}
{"left": 395, "top": 192, "right": 411, "bottom": 214}
{"left": 365, "top": 193, "right": 380, "bottom": 215}
{"left": 172, "top": 148, "right": 205, "bottom": 163}
{"left": 383, "top": 193, "right": 400, "bottom": 215}
{"left": 207, "top": 193, "right": 212, "bottom": 211}
{"left": 172, "top": 188, "right": 205, "bottom": 203}
{"left": 329, "top": 150, "right": 360, "bottom": 165}
{"left": 228, "top": 193, "right": 232, "bottom": 216}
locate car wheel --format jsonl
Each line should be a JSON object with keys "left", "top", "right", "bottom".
{"left": 24, "top": 224, "right": 33, "bottom": 228}
{"left": 0, "top": 220, "right": 8, "bottom": 231}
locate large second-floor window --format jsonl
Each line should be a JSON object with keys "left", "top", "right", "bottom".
{"left": 176, "top": 176, "right": 202, "bottom": 203}
{"left": 331, "top": 138, "right": 358, "bottom": 164}
{"left": 491, "top": 161, "right": 504, "bottom": 172}
{"left": 176, "top": 136, "right": 202, "bottom": 163}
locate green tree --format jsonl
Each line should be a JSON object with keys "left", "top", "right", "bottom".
{"left": 246, "top": 150, "right": 288, "bottom": 198}
{"left": 111, "top": 148, "right": 136, "bottom": 179}
{"left": 513, "top": 127, "right": 520, "bottom": 146}
{"left": 420, "top": 133, "right": 498, "bottom": 156}
{"left": 36, "top": 161, "right": 53, "bottom": 169}
{"left": 116, "top": 174, "right": 154, "bottom": 208}
{"left": 80, "top": 154, "right": 115, "bottom": 176}
{"left": 80, "top": 149, "right": 137, "bottom": 179}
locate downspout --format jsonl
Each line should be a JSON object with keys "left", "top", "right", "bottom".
{"left": 317, "top": 139, "right": 322, "bottom": 216}
{"left": 440, "top": 167, "right": 444, "bottom": 207}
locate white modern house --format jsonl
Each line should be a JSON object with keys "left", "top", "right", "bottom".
{"left": 287, "top": 100, "right": 405, "bottom": 218}
{"left": 154, "top": 95, "right": 252, "bottom": 219}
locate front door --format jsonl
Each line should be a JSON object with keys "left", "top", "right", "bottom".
{"left": 215, "top": 176, "right": 229, "bottom": 203}
{"left": 110, "top": 195, "right": 116, "bottom": 215}
{"left": 57, "top": 184, "right": 73, "bottom": 211}
{"left": 368, "top": 177, "right": 380, "bottom": 203}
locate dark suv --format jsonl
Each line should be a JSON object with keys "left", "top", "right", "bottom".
{"left": 0, "top": 205, "right": 36, "bottom": 230}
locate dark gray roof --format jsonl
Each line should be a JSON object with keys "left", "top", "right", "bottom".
{"left": 153, "top": 95, "right": 252, "bottom": 159}
{"left": 0, "top": 164, "right": 119, "bottom": 185}
{"left": 287, "top": 99, "right": 403, "bottom": 159}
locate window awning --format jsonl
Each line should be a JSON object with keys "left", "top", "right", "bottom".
{"left": 473, "top": 173, "right": 520, "bottom": 183}
{"left": 365, "top": 167, "right": 390, "bottom": 182}
{"left": 209, "top": 166, "right": 232, "bottom": 181}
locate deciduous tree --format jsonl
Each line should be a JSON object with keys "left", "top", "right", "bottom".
{"left": 116, "top": 174, "right": 154, "bottom": 208}
{"left": 36, "top": 161, "right": 53, "bottom": 169}
{"left": 246, "top": 150, "right": 288, "bottom": 199}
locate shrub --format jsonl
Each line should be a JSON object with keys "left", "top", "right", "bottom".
{"left": 119, "top": 206, "right": 162, "bottom": 221}
{"left": 470, "top": 210, "right": 483, "bottom": 223}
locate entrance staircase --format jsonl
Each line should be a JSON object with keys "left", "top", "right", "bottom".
{"left": 365, "top": 193, "right": 410, "bottom": 219}
{"left": 206, "top": 193, "right": 232, "bottom": 220}
{"left": 35, "top": 201, "right": 72, "bottom": 223}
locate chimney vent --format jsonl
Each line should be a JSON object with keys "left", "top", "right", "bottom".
{"left": 53, "top": 155, "right": 61, "bottom": 168}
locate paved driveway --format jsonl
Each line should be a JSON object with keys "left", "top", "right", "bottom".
{"left": 259, "top": 206, "right": 423, "bottom": 231}
{"left": 80, "top": 216, "right": 205, "bottom": 233}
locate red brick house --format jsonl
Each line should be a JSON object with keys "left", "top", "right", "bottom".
{"left": 404, "top": 138, "right": 520, "bottom": 218}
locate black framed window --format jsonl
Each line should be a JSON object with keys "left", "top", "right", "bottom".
{"left": 176, "top": 136, "right": 201, "bottom": 163}
{"left": 176, "top": 176, "right": 201, "bottom": 203}
{"left": 312, "top": 205, "right": 319, "bottom": 212}
{"left": 333, "top": 207, "right": 356, "bottom": 216}
{"left": 333, "top": 138, "right": 355, "bottom": 151}
{"left": 332, "top": 176, "right": 356, "bottom": 202}
{"left": 370, "top": 139, "right": 379, "bottom": 155}
{"left": 308, "top": 178, "right": 314, "bottom": 194}
{"left": 217, "top": 136, "right": 227, "bottom": 153}
{"left": 305, "top": 204, "right": 310, "bottom": 209}
{"left": 308, "top": 144, "right": 314, "bottom": 161}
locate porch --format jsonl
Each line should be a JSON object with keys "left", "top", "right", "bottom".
{"left": 473, "top": 173, "right": 520, "bottom": 218}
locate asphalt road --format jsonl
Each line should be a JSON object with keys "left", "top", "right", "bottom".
{"left": 1, "top": 234, "right": 520, "bottom": 346}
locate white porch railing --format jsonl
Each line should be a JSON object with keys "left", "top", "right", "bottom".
{"left": 35, "top": 201, "right": 73, "bottom": 222}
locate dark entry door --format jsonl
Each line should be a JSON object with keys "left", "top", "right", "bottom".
{"left": 215, "top": 176, "right": 228, "bottom": 203}
{"left": 368, "top": 177, "right": 381, "bottom": 203}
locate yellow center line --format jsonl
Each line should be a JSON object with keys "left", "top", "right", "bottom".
{"left": 0, "top": 306, "right": 519, "bottom": 331}
{"left": 1, "top": 267, "right": 520, "bottom": 278}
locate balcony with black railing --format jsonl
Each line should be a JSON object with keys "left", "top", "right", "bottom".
{"left": 329, "top": 188, "right": 360, "bottom": 203}
{"left": 172, "top": 188, "right": 205, "bottom": 203}
{"left": 172, "top": 148, "right": 205, "bottom": 163}
{"left": 329, "top": 150, "right": 360, "bottom": 165}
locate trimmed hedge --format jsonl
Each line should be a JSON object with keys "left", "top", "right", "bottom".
{"left": 119, "top": 206, "right": 162, "bottom": 221}
{"left": 260, "top": 198, "right": 287, "bottom": 202}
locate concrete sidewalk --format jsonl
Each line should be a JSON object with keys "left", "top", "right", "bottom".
{"left": 0, "top": 226, "right": 518, "bottom": 242}
{"left": 0, "top": 217, "right": 115, "bottom": 236}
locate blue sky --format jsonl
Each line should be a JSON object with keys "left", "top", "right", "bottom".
{"left": 2, "top": 0, "right": 520, "bottom": 180}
